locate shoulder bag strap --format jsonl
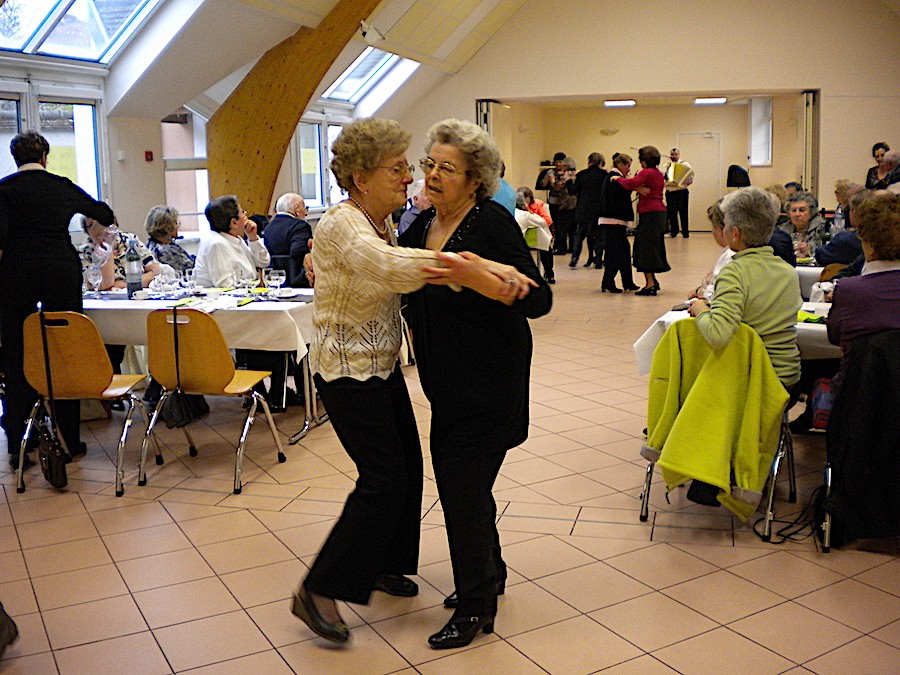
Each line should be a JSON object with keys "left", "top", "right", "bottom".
{"left": 172, "top": 306, "right": 182, "bottom": 391}
{"left": 37, "top": 303, "right": 60, "bottom": 441}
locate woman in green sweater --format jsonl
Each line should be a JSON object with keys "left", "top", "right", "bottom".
{"left": 688, "top": 187, "right": 802, "bottom": 390}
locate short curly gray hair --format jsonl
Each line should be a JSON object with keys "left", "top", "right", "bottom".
{"left": 785, "top": 191, "right": 818, "bottom": 213}
{"left": 145, "top": 205, "right": 179, "bottom": 240}
{"left": 330, "top": 118, "right": 411, "bottom": 192}
{"left": 425, "top": 118, "right": 501, "bottom": 201}
{"left": 721, "top": 187, "right": 779, "bottom": 247}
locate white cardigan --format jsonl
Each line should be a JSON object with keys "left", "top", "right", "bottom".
{"left": 193, "top": 232, "right": 270, "bottom": 288}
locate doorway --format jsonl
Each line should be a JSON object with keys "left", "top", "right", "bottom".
{"left": 676, "top": 131, "right": 722, "bottom": 233}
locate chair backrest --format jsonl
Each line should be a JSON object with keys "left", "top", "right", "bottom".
{"left": 23, "top": 311, "right": 114, "bottom": 399}
{"left": 146, "top": 308, "right": 235, "bottom": 394}
{"left": 270, "top": 254, "right": 304, "bottom": 288}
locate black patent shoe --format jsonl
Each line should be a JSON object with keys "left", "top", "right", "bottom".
{"left": 373, "top": 574, "right": 419, "bottom": 597}
{"left": 623, "top": 284, "right": 640, "bottom": 291}
{"left": 290, "top": 587, "right": 349, "bottom": 644}
{"left": 635, "top": 286, "right": 658, "bottom": 296}
{"left": 545, "top": 277, "right": 556, "bottom": 285}
{"left": 444, "top": 579, "right": 506, "bottom": 609}
{"left": 601, "top": 285, "right": 623, "bottom": 293}
{"left": 428, "top": 614, "right": 494, "bottom": 649}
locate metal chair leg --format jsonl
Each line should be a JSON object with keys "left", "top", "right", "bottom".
{"left": 784, "top": 423, "right": 797, "bottom": 503}
{"left": 138, "top": 390, "right": 169, "bottom": 487}
{"left": 822, "top": 464, "right": 833, "bottom": 553}
{"left": 234, "top": 392, "right": 260, "bottom": 494}
{"left": 639, "top": 462, "right": 654, "bottom": 522}
{"left": 183, "top": 426, "right": 197, "bottom": 457}
{"left": 257, "top": 396, "right": 286, "bottom": 464}
{"left": 114, "top": 397, "right": 138, "bottom": 497}
{"left": 761, "top": 416, "right": 790, "bottom": 542}
{"left": 16, "top": 400, "right": 43, "bottom": 494}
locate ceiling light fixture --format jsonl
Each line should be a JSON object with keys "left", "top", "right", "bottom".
{"left": 694, "top": 97, "right": 727, "bottom": 105}
{"left": 360, "top": 20, "right": 386, "bottom": 46}
{"left": 603, "top": 99, "right": 636, "bottom": 108}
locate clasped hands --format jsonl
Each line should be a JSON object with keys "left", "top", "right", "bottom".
{"left": 423, "top": 251, "right": 536, "bottom": 301}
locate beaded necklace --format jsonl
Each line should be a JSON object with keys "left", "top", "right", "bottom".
{"left": 347, "top": 196, "right": 388, "bottom": 236}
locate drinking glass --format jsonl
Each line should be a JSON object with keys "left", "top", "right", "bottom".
{"left": 180, "top": 269, "right": 196, "bottom": 295}
{"left": 85, "top": 265, "right": 103, "bottom": 298}
{"left": 266, "top": 269, "right": 286, "bottom": 297}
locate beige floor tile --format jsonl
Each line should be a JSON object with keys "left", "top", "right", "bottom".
{"left": 178, "top": 510, "right": 267, "bottom": 547}
{"left": 32, "top": 563, "right": 129, "bottom": 611}
{"left": 503, "top": 535, "right": 595, "bottom": 580}
{"left": 0, "top": 551, "right": 28, "bottom": 585}
{"left": 0, "top": 579, "right": 37, "bottom": 617}
{"left": 536, "top": 561, "right": 652, "bottom": 613}
{"left": 803, "top": 635, "right": 900, "bottom": 675}
{"left": 220, "top": 558, "right": 307, "bottom": 608}
{"left": 279, "top": 624, "right": 410, "bottom": 674}
{"left": 853, "top": 557, "right": 900, "bottom": 596}
{"left": 653, "top": 626, "right": 793, "bottom": 675}
{"left": 54, "top": 631, "right": 170, "bottom": 675}
{"left": 0, "top": 611, "right": 49, "bottom": 660}
{"left": 15, "top": 513, "right": 98, "bottom": 551}
{"left": 515, "top": 613, "right": 645, "bottom": 673}
{"left": 604, "top": 543, "right": 719, "bottom": 590}
{"left": 571, "top": 519, "right": 654, "bottom": 542}
{"left": 871, "top": 619, "right": 900, "bottom": 649}
{"left": 532, "top": 413, "right": 598, "bottom": 433}
{"left": 247, "top": 598, "right": 316, "bottom": 647}
{"left": 89, "top": 501, "right": 174, "bottom": 535}
{"left": 187, "top": 649, "right": 293, "bottom": 674}
{"left": 598, "top": 593, "right": 716, "bottom": 654}
{"left": 561, "top": 425, "right": 632, "bottom": 448}
{"left": 496, "top": 514, "right": 574, "bottom": 536}
{"left": 546, "top": 447, "right": 623, "bottom": 473}
{"left": 788, "top": 548, "right": 895, "bottom": 577}
{"left": 561, "top": 533, "right": 654, "bottom": 561}
{"left": 271, "top": 520, "right": 335, "bottom": 560}
{"left": 584, "top": 460, "right": 648, "bottom": 491}
{"left": 662, "top": 570, "right": 785, "bottom": 624}
{"left": 43, "top": 595, "right": 147, "bottom": 650}
{"left": 159, "top": 501, "right": 239, "bottom": 522}
{"left": 153, "top": 610, "right": 270, "bottom": 672}
{"left": 598, "top": 654, "right": 681, "bottom": 674}
{"left": 517, "top": 434, "right": 586, "bottom": 456}
{"left": 671, "top": 542, "right": 776, "bottom": 568}
{"left": 0, "top": 651, "right": 58, "bottom": 673}
{"left": 492, "top": 485, "right": 559, "bottom": 505}
{"left": 729, "top": 550, "right": 847, "bottom": 599}
{"left": 23, "top": 537, "right": 111, "bottom": 578}
{"left": 417, "top": 639, "right": 549, "bottom": 674}
{"left": 9, "top": 493, "right": 87, "bottom": 526}
{"left": 134, "top": 576, "right": 240, "bottom": 628}
{"left": 103, "top": 522, "right": 193, "bottom": 562}
{"left": 499, "top": 457, "right": 573, "bottom": 486}
{"left": 530, "top": 474, "right": 616, "bottom": 504}
{"left": 491, "top": 581, "right": 581, "bottom": 638}
{"left": 78, "top": 493, "right": 151, "bottom": 513}
{"left": 198, "top": 530, "right": 294, "bottom": 576}
{"left": 794, "top": 579, "right": 900, "bottom": 633}
{"left": 116, "top": 547, "right": 215, "bottom": 593}
{"left": 730, "top": 601, "right": 862, "bottom": 663}
{"left": 350, "top": 582, "right": 447, "bottom": 625}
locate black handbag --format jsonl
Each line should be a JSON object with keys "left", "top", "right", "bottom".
{"left": 160, "top": 306, "right": 209, "bottom": 429}
{"left": 36, "top": 307, "right": 68, "bottom": 489}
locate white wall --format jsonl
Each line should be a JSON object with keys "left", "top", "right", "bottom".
{"left": 106, "top": 117, "right": 166, "bottom": 236}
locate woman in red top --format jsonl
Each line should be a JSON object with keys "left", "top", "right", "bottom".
{"left": 612, "top": 145, "right": 669, "bottom": 295}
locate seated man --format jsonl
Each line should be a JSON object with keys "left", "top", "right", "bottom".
{"left": 397, "top": 179, "right": 430, "bottom": 236}
{"left": 815, "top": 188, "right": 868, "bottom": 266}
{"left": 263, "top": 193, "right": 312, "bottom": 287}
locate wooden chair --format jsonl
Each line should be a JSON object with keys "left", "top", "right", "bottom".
{"left": 140, "top": 308, "right": 286, "bottom": 494}
{"left": 19, "top": 311, "right": 146, "bottom": 495}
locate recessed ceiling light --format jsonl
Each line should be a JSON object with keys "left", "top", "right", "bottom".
{"left": 694, "top": 97, "right": 727, "bottom": 105}
{"left": 604, "top": 99, "right": 636, "bottom": 108}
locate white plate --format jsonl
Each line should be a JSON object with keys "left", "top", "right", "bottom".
{"left": 273, "top": 288, "right": 301, "bottom": 298}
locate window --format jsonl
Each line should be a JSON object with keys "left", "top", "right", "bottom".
{"left": 321, "top": 48, "right": 400, "bottom": 104}
{"left": 0, "top": 97, "right": 21, "bottom": 177}
{"left": 296, "top": 122, "right": 323, "bottom": 208}
{"left": 39, "top": 101, "right": 101, "bottom": 199}
{"left": 0, "top": 0, "right": 163, "bottom": 63}
{"left": 162, "top": 112, "right": 208, "bottom": 234}
{"left": 749, "top": 97, "right": 773, "bottom": 167}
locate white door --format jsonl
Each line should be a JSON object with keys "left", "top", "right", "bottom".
{"left": 676, "top": 132, "right": 722, "bottom": 233}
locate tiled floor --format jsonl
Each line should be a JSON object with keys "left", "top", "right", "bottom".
{"left": 1, "top": 235, "right": 898, "bottom": 674}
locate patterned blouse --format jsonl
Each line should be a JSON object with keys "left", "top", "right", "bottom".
{"left": 80, "top": 231, "right": 155, "bottom": 283}
{"left": 148, "top": 238, "right": 195, "bottom": 272}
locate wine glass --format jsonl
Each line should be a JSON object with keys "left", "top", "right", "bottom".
{"left": 179, "top": 269, "right": 196, "bottom": 296}
{"left": 266, "top": 269, "right": 286, "bottom": 297}
{"left": 85, "top": 265, "right": 103, "bottom": 298}
{"left": 234, "top": 275, "right": 255, "bottom": 296}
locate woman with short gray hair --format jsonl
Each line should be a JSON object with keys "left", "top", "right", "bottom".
{"left": 780, "top": 191, "right": 827, "bottom": 257}
{"left": 689, "top": 187, "right": 802, "bottom": 389}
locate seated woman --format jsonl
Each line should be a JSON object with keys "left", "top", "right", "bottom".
{"left": 145, "top": 205, "right": 195, "bottom": 271}
{"left": 778, "top": 191, "right": 827, "bottom": 258}
{"left": 689, "top": 187, "right": 802, "bottom": 391}
{"left": 814, "top": 188, "right": 868, "bottom": 266}
{"left": 193, "top": 195, "right": 269, "bottom": 287}
{"left": 827, "top": 191, "right": 900, "bottom": 390}
{"left": 80, "top": 218, "right": 160, "bottom": 291}
{"left": 690, "top": 199, "right": 732, "bottom": 300}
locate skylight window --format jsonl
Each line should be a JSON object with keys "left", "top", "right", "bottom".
{"left": 321, "top": 47, "right": 401, "bottom": 104}
{"left": 0, "top": 0, "right": 162, "bottom": 64}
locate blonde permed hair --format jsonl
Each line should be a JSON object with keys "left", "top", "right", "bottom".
{"left": 330, "top": 118, "right": 411, "bottom": 192}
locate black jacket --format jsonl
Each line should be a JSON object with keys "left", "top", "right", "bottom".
{"left": 262, "top": 214, "right": 312, "bottom": 287}
{"left": 572, "top": 165, "right": 608, "bottom": 224}
{"left": 597, "top": 171, "right": 634, "bottom": 223}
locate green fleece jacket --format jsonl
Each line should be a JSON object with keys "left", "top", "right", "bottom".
{"left": 695, "top": 246, "right": 802, "bottom": 386}
{"left": 643, "top": 320, "right": 788, "bottom": 521}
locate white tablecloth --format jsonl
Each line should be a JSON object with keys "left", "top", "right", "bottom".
{"left": 84, "top": 297, "right": 313, "bottom": 359}
{"left": 797, "top": 265, "right": 824, "bottom": 300}
{"left": 633, "top": 302, "right": 841, "bottom": 375}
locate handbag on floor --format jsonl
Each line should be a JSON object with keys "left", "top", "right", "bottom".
{"left": 160, "top": 305, "right": 209, "bottom": 429}
{"left": 37, "top": 307, "right": 68, "bottom": 489}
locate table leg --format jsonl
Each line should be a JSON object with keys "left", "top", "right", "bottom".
{"left": 288, "top": 355, "right": 329, "bottom": 444}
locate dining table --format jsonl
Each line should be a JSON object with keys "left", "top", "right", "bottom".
{"left": 83, "top": 291, "right": 328, "bottom": 442}
{"left": 633, "top": 302, "right": 842, "bottom": 375}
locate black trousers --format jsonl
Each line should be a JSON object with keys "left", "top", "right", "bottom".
{"left": 667, "top": 189, "right": 690, "bottom": 236}
{"left": 601, "top": 225, "right": 635, "bottom": 288}
{"left": 432, "top": 446, "right": 507, "bottom": 616}
{"left": 571, "top": 220, "right": 604, "bottom": 266}
{"left": 552, "top": 208, "right": 576, "bottom": 254}
{"left": 0, "top": 257, "right": 83, "bottom": 454}
{"left": 304, "top": 367, "right": 423, "bottom": 604}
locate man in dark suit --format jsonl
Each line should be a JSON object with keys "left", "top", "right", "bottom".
{"left": 570, "top": 153, "right": 608, "bottom": 268}
{"left": 0, "top": 131, "right": 115, "bottom": 467}
{"left": 263, "top": 192, "right": 312, "bottom": 287}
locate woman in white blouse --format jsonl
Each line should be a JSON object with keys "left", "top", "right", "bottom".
{"left": 291, "top": 118, "right": 531, "bottom": 644}
{"left": 193, "top": 195, "right": 270, "bottom": 287}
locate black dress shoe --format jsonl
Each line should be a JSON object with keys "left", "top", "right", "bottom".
{"left": 635, "top": 287, "right": 657, "bottom": 296}
{"left": 444, "top": 579, "right": 506, "bottom": 609}
{"left": 568, "top": 258, "right": 578, "bottom": 268}
{"left": 0, "top": 603, "right": 18, "bottom": 658}
{"left": 582, "top": 258, "right": 594, "bottom": 268}
{"left": 290, "top": 587, "right": 349, "bottom": 644}
{"left": 373, "top": 574, "right": 418, "bottom": 597}
{"left": 545, "top": 277, "right": 556, "bottom": 285}
{"left": 428, "top": 614, "right": 494, "bottom": 649}
{"left": 623, "top": 284, "right": 640, "bottom": 291}
{"left": 70, "top": 442, "right": 87, "bottom": 459}
{"left": 601, "top": 285, "right": 623, "bottom": 293}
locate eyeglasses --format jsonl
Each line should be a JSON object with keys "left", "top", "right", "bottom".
{"left": 419, "top": 157, "right": 466, "bottom": 178}
{"left": 379, "top": 163, "right": 415, "bottom": 178}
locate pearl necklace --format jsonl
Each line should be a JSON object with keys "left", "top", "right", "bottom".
{"left": 348, "top": 196, "right": 388, "bottom": 235}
